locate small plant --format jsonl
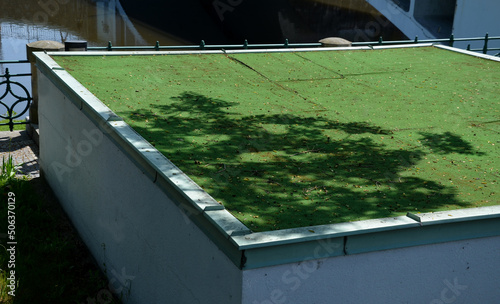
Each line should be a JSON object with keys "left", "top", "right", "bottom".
{"left": 1, "top": 154, "right": 23, "bottom": 184}
{"left": 0, "top": 268, "right": 14, "bottom": 304}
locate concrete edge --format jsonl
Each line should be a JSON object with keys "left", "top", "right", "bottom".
{"left": 43, "top": 43, "right": 434, "bottom": 58}
{"left": 372, "top": 43, "right": 433, "bottom": 49}
{"left": 234, "top": 206, "right": 500, "bottom": 249}
{"left": 46, "top": 50, "right": 226, "bottom": 56}
{"left": 434, "top": 44, "right": 500, "bottom": 61}
{"left": 35, "top": 49, "right": 500, "bottom": 271}
{"left": 237, "top": 206, "right": 500, "bottom": 269}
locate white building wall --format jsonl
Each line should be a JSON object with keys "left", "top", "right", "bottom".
{"left": 37, "top": 70, "right": 243, "bottom": 304}
{"left": 242, "top": 236, "right": 500, "bottom": 304}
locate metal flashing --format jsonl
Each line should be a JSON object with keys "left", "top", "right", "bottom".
{"left": 434, "top": 44, "right": 500, "bottom": 62}
{"left": 44, "top": 43, "right": 434, "bottom": 59}
{"left": 237, "top": 207, "right": 500, "bottom": 269}
{"left": 232, "top": 215, "right": 420, "bottom": 250}
{"left": 204, "top": 209, "right": 252, "bottom": 238}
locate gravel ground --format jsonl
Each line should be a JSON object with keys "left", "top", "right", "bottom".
{"left": 0, "top": 130, "right": 39, "bottom": 178}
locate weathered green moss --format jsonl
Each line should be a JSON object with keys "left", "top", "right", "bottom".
{"left": 55, "top": 47, "right": 499, "bottom": 231}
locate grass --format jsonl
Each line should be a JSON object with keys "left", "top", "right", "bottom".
{"left": 0, "top": 157, "right": 121, "bottom": 303}
{"left": 0, "top": 121, "right": 25, "bottom": 132}
{"left": 1, "top": 155, "right": 21, "bottom": 183}
{"left": 54, "top": 46, "right": 499, "bottom": 232}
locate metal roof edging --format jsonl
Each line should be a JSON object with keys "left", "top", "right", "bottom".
{"left": 234, "top": 206, "right": 500, "bottom": 269}
{"left": 434, "top": 44, "right": 500, "bottom": 62}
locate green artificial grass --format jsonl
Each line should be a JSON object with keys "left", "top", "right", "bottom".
{"left": 54, "top": 47, "right": 499, "bottom": 232}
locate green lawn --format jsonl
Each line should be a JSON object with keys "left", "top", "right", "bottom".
{"left": 54, "top": 47, "right": 499, "bottom": 232}
{"left": 0, "top": 121, "right": 25, "bottom": 132}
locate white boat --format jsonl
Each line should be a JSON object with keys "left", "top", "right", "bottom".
{"left": 364, "top": 0, "right": 500, "bottom": 51}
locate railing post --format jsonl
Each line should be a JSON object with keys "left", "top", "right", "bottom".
{"left": 200, "top": 40, "right": 206, "bottom": 50}
{"left": 107, "top": 41, "right": 113, "bottom": 51}
{"left": 378, "top": 36, "right": 383, "bottom": 45}
{"left": 26, "top": 40, "right": 64, "bottom": 143}
{"left": 284, "top": 39, "right": 289, "bottom": 48}
{"left": 155, "top": 41, "right": 160, "bottom": 51}
{"left": 483, "top": 33, "right": 489, "bottom": 54}
{"left": 1, "top": 69, "right": 14, "bottom": 132}
{"left": 414, "top": 36, "right": 418, "bottom": 44}
{"left": 449, "top": 33, "right": 454, "bottom": 47}
{"left": 243, "top": 39, "right": 248, "bottom": 49}
{"left": 64, "top": 41, "right": 87, "bottom": 51}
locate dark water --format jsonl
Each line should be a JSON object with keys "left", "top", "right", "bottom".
{"left": 0, "top": 0, "right": 406, "bottom": 60}
{"left": 0, "top": 0, "right": 188, "bottom": 62}
{"left": 0, "top": 0, "right": 186, "bottom": 118}
{"left": 0, "top": 0, "right": 405, "bottom": 119}
{"left": 119, "top": 0, "right": 405, "bottom": 44}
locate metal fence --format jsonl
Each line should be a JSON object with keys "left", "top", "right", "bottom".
{"left": 367, "top": 33, "right": 500, "bottom": 56}
{"left": 0, "top": 34, "right": 498, "bottom": 132}
{"left": 0, "top": 60, "right": 32, "bottom": 132}
{"left": 86, "top": 34, "right": 500, "bottom": 56}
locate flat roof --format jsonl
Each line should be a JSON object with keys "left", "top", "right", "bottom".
{"left": 51, "top": 45, "right": 499, "bottom": 232}
{"left": 35, "top": 44, "right": 500, "bottom": 269}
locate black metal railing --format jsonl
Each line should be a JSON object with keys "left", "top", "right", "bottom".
{"left": 369, "top": 33, "right": 500, "bottom": 56}
{"left": 0, "top": 65, "right": 32, "bottom": 132}
{"left": 0, "top": 33, "right": 498, "bottom": 133}
{"left": 85, "top": 34, "right": 500, "bottom": 56}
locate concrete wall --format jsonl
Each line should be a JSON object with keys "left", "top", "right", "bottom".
{"left": 37, "top": 69, "right": 243, "bottom": 304}
{"left": 243, "top": 235, "right": 500, "bottom": 304}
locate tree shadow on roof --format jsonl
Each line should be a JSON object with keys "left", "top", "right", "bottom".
{"left": 122, "top": 91, "right": 473, "bottom": 231}
{"left": 418, "top": 131, "right": 485, "bottom": 155}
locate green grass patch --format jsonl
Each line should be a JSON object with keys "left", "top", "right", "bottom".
{"left": 0, "top": 120, "right": 25, "bottom": 132}
{"left": 54, "top": 47, "right": 499, "bottom": 232}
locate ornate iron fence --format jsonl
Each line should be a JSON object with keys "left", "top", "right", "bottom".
{"left": 0, "top": 67, "right": 32, "bottom": 132}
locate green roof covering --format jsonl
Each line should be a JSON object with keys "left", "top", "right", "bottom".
{"left": 54, "top": 46, "right": 499, "bottom": 232}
